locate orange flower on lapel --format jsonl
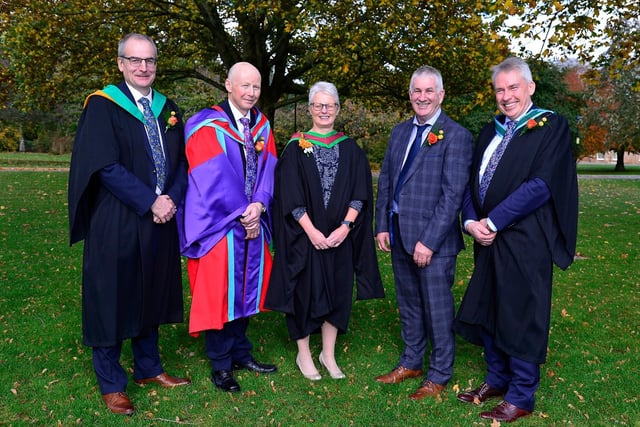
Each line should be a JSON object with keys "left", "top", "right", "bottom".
{"left": 298, "top": 132, "right": 313, "bottom": 156}
{"left": 424, "top": 125, "right": 444, "bottom": 147}
{"left": 164, "top": 111, "right": 178, "bottom": 132}
{"left": 520, "top": 116, "right": 549, "bottom": 136}
{"left": 255, "top": 136, "right": 265, "bottom": 153}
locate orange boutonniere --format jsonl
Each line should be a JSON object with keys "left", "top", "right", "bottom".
{"left": 164, "top": 111, "right": 178, "bottom": 132}
{"left": 423, "top": 125, "right": 444, "bottom": 147}
{"left": 298, "top": 132, "right": 313, "bottom": 156}
{"left": 255, "top": 136, "right": 265, "bottom": 153}
{"left": 520, "top": 116, "right": 549, "bottom": 136}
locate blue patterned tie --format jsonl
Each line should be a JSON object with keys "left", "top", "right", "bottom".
{"left": 139, "top": 97, "right": 166, "bottom": 192}
{"left": 479, "top": 120, "right": 518, "bottom": 205}
{"left": 393, "top": 124, "right": 428, "bottom": 204}
{"left": 239, "top": 117, "right": 257, "bottom": 200}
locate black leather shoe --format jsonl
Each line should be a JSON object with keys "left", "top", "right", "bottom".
{"left": 233, "top": 358, "right": 277, "bottom": 374}
{"left": 211, "top": 370, "right": 240, "bottom": 392}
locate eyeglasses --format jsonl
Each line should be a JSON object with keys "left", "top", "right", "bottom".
{"left": 119, "top": 56, "right": 158, "bottom": 68}
{"left": 310, "top": 102, "right": 338, "bottom": 112}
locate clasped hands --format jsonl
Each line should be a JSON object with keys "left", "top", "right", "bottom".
{"left": 151, "top": 195, "right": 177, "bottom": 224}
{"left": 240, "top": 202, "right": 264, "bottom": 240}
{"left": 308, "top": 225, "right": 349, "bottom": 250}
{"left": 466, "top": 218, "right": 497, "bottom": 246}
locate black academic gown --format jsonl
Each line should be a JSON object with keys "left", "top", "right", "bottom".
{"left": 68, "top": 82, "right": 187, "bottom": 347}
{"left": 455, "top": 112, "right": 578, "bottom": 364}
{"left": 265, "top": 137, "right": 384, "bottom": 339}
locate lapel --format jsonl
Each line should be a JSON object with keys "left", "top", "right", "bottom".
{"left": 392, "top": 120, "right": 415, "bottom": 186}
{"left": 116, "top": 82, "right": 164, "bottom": 170}
{"left": 401, "top": 113, "right": 447, "bottom": 183}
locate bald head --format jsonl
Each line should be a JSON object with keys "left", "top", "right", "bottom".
{"left": 225, "top": 62, "right": 262, "bottom": 115}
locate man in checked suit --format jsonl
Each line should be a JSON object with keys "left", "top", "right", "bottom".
{"left": 374, "top": 65, "right": 473, "bottom": 400}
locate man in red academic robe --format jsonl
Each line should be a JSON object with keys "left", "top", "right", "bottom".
{"left": 178, "top": 62, "right": 278, "bottom": 393}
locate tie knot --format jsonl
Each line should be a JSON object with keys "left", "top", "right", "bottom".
{"left": 415, "top": 123, "right": 429, "bottom": 138}
{"left": 139, "top": 97, "right": 150, "bottom": 107}
{"left": 506, "top": 120, "right": 517, "bottom": 130}
{"left": 240, "top": 117, "right": 250, "bottom": 126}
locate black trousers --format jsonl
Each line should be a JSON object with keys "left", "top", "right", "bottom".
{"left": 205, "top": 317, "right": 253, "bottom": 371}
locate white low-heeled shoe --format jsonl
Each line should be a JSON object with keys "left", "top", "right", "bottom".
{"left": 296, "top": 355, "right": 321, "bottom": 381}
{"left": 318, "top": 352, "right": 346, "bottom": 379}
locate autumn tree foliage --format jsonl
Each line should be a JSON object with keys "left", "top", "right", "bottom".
{"left": 3, "top": 1, "right": 636, "bottom": 154}
{"left": 576, "top": 17, "right": 640, "bottom": 170}
{"left": 579, "top": 68, "right": 640, "bottom": 171}
{"left": 510, "top": 0, "right": 639, "bottom": 72}
{"left": 1, "top": 0, "right": 510, "bottom": 124}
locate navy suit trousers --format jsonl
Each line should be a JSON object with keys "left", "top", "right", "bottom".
{"left": 205, "top": 317, "right": 253, "bottom": 371}
{"left": 92, "top": 329, "right": 163, "bottom": 394}
{"left": 391, "top": 215, "right": 456, "bottom": 385}
{"left": 482, "top": 331, "right": 540, "bottom": 411}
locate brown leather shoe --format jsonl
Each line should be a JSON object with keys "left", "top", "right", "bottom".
{"left": 375, "top": 366, "right": 423, "bottom": 384}
{"left": 134, "top": 372, "right": 191, "bottom": 388}
{"left": 457, "top": 382, "right": 505, "bottom": 404}
{"left": 102, "top": 392, "right": 134, "bottom": 415}
{"left": 479, "top": 401, "right": 532, "bottom": 423}
{"left": 408, "top": 380, "right": 445, "bottom": 400}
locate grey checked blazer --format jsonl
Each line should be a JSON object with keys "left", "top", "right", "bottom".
{"left": 375, "top": 112, "right": 473, "bottom": 256}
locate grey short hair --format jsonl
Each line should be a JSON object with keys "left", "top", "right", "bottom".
{"left": 118, "top": 33, "right": 158, "bottom": 58}
{"left": 491, "top": 57, "right": 533, "bottom": 86}
{"left": 308, "top": 81, "right": 340, "bottom": 106}
{"left": 409, "top": 66, "right": 444, "bottom": 92}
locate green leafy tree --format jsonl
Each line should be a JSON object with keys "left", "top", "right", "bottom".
{"left": 1, "top": 0, "right": 510, "bottom": 125}
{"left": 511, "top": 0, "right": 639, "bottom": 72}
{"left": 528, "top": 59, "right": 583, "bottom": 159}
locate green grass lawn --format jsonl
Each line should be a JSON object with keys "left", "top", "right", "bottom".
{"left": 0, "top": 171, "right": 638, "bottom": 426}
{"left": 0, "top": 152, "right": 71, "bottom": 168}
{"left": 1, "top": 152, "right": 639, "bottom": 175}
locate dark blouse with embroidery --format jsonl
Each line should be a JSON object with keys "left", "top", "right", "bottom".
{"left": 292, "top": 144, "right": 363, "bottom": 219}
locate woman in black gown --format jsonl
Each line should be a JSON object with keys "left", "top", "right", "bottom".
{"left": 266, "top": 82, "right": 383, "bottom": 380}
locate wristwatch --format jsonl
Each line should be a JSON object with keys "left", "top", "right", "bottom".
{"left": 341, "top": 220, "right": 354, "bottom": 229}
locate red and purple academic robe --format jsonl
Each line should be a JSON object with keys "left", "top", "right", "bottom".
{"left": 177, "top": 103, "right": 277, "bottom": 335}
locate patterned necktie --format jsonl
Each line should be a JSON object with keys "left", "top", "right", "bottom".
{"left": 239, "top": 117, "right": 257, "bottom": 200}
{"left": 139, "top": 97, "right": 166, "bottom": 192}
{"left": 479, "top": 120, "right": 518, "bottom": 205}
{"left": 393, "top": 124, "right": 428, "bottom": 203}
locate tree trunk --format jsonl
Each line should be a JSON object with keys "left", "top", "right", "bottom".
{"left": 614, "top": 147, "right": 625, "bottom": 172}
{"left": 19, "top": 124, "right": 25, "bottom": 152}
